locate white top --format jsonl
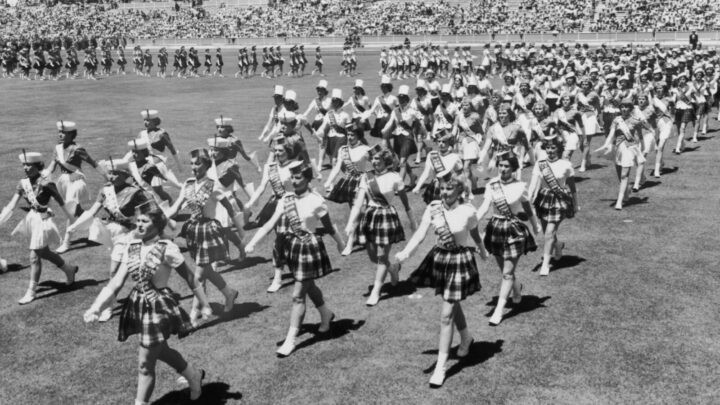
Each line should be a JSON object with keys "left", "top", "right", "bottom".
{"left": 425, "top": 151, "right": 463, "bottom": 175}
{"left": 423, "top": 202, "right": 478, "bottom": 248}
{"left": 182, "top": 177, "right": 225, "bottom": 218}
{"left": 358, "top": 171, "right": 404, "bottom": 207}
{"left": 277, "top": 190, "right": 328, "bottom": 231}
{"left": 266, "top": 161, "right": 293, "bottom": 191}
{"left": 318, "top": 110, "right": 351, "bottom": 138}
{"left": 481, "top": 179, "right": 529, "bottom": 217}
{"left": 120, "top": 238, "right": 184, "bottom": 288}
{"left": 343, "top": 144, "right": 371, "bottom": 172}
{"left": 532, "top": 159, "right": 574, "bottom": 188}
{"left": 371, "top": 94, "right": 399, "bottom": 119}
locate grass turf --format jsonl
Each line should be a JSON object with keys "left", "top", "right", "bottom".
{"left": 0, "top": 53, "right": 719, "bottom": 405}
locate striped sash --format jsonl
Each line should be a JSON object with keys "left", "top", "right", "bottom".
{"left": 268, "top": 164, "right": 285, "bottom": 197}
{"left": 55, "top": 144, "right": 80, "bottom": 173}
{"left": 429, "top": 152, "right": 445, "bottom": 173}
{"left": 538, "top": 160, "right": 564, "bottom": 194}
{"left": 128, "top": 241, "right": 167, "bottom": 296}
{"left": 103, "top": 185, "right": 123, "bottom": 219}
{"left": 184, "top": 178, "right": 214, "bottom": 219}
{"left": 366, "top": 171, "right": 389, "bottom": 206}
{"left": 341, "top": 146, "right": 359, "bottom": 176}
{"left": 430, "top": 202, "right": 458, "bottom": 250}
{"left": 21, "top": 178, "right": 41, "bottom": 209}
{"left": 283, "top": 194, "right": 311, "bottom": 242}
{"left": 490, "top": 181, "right": 515, "bottom": 218}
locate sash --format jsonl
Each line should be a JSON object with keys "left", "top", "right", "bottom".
{"left": 439, "top": 104, "right": 454, "bottom": 124}
{"left": 127, "top": 240, "right": 167, "bottom": 296}
{"left": 379, "top": 97, "right": 392, "bottom": 114}
{"left": 184, "top": 178, "right": 215, "bottom": 219}
{"left": 268, "top": 164, "right": 286, "bottom": 197}
{"left": 395, "top": 108, "right": 413, "bottom": 133}
{"left": 283, "top": 194, "right": 311, "bottom": 242}
{"left": 430, "top": 202, "right": 459, "bottom": 250}
{"left": 429, "top": 152, "right": 446, "bottom": 173}
{"left": 415, "top": 97, "right": 431, "bottom": 116}
{"left": 556, "top": 108, "right": 576, "bottom": 133}
{"left": 341, "top": 146, "right": 359, "bottom": 176}
{"left": 616, "top": 118, "right": 636, "bottom": 144}
{"left": 489, "top": 181, "right": 516, "bottom": 218}
{"left": 328, "top": 111, "right": 346, "bottom": 135}
{"left": 21, "top": 178, "right": 41, "bottom": 209}
{"left": 103, "top": 185, "right": 123, "bottom": 219}
{"left": 365, "top": 171, "right": 389, "bottom": 206}
{"left": 318, "top": 98, "right": 328, "bottom": 116}
{"left": 352, "top": 97, "right": 366, "bottom": 113}
{"left": 55, "top": 144, "right": 80, "bottom": 173}
{"left": 538, "top": 160, "right": 564, "bottom": 194}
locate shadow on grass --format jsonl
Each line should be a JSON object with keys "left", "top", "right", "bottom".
{"left": 194, "top": 302, "right": 270, "bottom": 332}
{"left": 681, "top": 146, "right": 700, "bottom": 153}
{"left": 552, "top": 255, "right": 586, "bottom": 272}
{"left": 587, "top": 163, "right": 606, "bottom": 170}
{"left": 696, "top": 135, "right": 713, "bottom": 141}
{"left": 422, "top": 339, "right": 504, "bottom": 380}
{"left": 34, "top": 278, "right": 105, "bottom": 301}
{"left": 363, "top": 279, "right": 418, "bottom": 301}
{"left": 151, "top": 381, "right": 242, "bottom": 405}
{"left": 63, "top": 238, "right": 103, "bottom": 253}
{"left": 574, "top": 176, "right": 591, "bottom": 183}
{"left": 624, "top": 196, "right": 649, "bottom": 207}
{"left": 485, "top": 295, "right": 551, "bottom": 322}
{"left": 5, "top": 263, "right": 28, "bottom": 273}
{"left": 660, "top": 166, "right": 679, "bottom": 175}
{"left": 639, "top": 180, "right": 661, "bottom": 190}
{"left": 217, "top": 256, "right": 272, "bottom": 274}
{"left": 281, "top": 318, "right": 367, "bottom": 352}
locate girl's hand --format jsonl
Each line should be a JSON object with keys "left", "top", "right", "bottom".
{"left": 395, "top": 251, "right": 409, "bottom": 263}
{"left": 244, "top": 243, "right": 255, "bottom": 254}
{"left": 83, "top": 309, "right": 99, "bottom": 323}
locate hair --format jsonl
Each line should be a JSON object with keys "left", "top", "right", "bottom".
{"left": 145, "top": 209, "right": 168, "bottom": 233}
{"left": 190, "top": 153, "right": 212, "bottom": 167}
{"left": 438, "top": 172, "right": 467, "bottom": 198}
{"left": 496, "top": 151, "right": 520, "bottom": 171}
{"left": 373, "top": 148, "right": 396, "bottom": 167}
{"left": 294, "top": 164, "right": 314, "bottom": 181}
{"left": 354, "top": 87, "right": 366, "bottom": 96}
{"left": 435, "top": 131, "right": 455, "bottom": 146}
{"left": 61, "top": 129, "right": 78, "bottom": 139}
{"left": 25, "top": 161, "right": 45, "bottom": 170}
{"left": 316, "top": 87, "right": 328, "bottom": 95}
{"left": 272, "top": 140, "right": 294, "bottom": 156}
{"left": 218, "top": 124, "right": 235, "bottom": 134}
{"left": 283, "top": 99, "right": 299, "bottom": 112}
{"left": 541, "top": 136, "right": 565, "bottom": 155}
{"left": 498, "top": 105, "right": 516, "bottom": 122}
{"left": 380, "top": 83, "right": 393, "bottom": 93}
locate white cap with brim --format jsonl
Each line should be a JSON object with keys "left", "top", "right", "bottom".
{"left": 140, "top": 109, "right": 159, "bottom": 120}
{"left": 285, "top": 90, "right": 297, "bottom": 101}
{"left": 317, "top": 80, "right": 328, "bottom": 89}
{"left": 100, "top": 159, "right": 131, "bottom": 173}
{"left": 354, "top": 79, "right": 364, "bottom": 88}
{"left": 398, "top": 85, "right": 410, "bottom": 96}
{"left": 381, "top": 75, "right": 391, "bottom": 84}
{"left": 274, "top": 85, "right": 284, "bottom": 95}
{"left": 19, "top": 152, "right": 43, "bottom": 164}
{"left": 56, "top": 120, "right": 76, "bottom": 131}
{"left": 215, "top": 117, "right": 233, "bottom": 126}
{"left": 331, "top": 88, "right": 343, "bottom": 99}
{"left": 207, "top": 137, "right": 232, "bottom": 148}
{"left": 416, "top": 79, "right": 428, "bottom": 90}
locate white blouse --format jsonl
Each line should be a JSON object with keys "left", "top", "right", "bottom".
{"left": 358, "top": 171, "right": 404, "bottom": 207}
{"left": 278, "top": 190, "right": 328, "bottom": 231}
{"left": 531, "top": 159, "right": 574, "bottom": 189}
{"left": 423, "top": 202, "right": 478, "bottom": 248}
{"left": 482, "top": 179, "right": 529, "bottom": 217}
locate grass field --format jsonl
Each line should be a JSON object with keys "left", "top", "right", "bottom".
{"left": 1, "top": 53, "right": 719, "bottom": 405}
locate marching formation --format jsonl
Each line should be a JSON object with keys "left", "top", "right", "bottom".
{"left": 1, "top": 42, "right": 719, "bottom": 403}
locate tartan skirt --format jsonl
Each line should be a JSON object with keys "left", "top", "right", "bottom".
{"left": 118, "top": 287, "right": 192, "bottom": 347}
{"left": 327, "top": 173, "right": 361, "bottom": 204}
{"left": 409, "top": 246, "right": 481, "bottom": 302}
{"left": 533, "top": 187, "right": 575, "bottom": 224}
{"left": 357, "top": 205, "right": 406, "bottom": 246}
{"left": 272, "top": 233, "right": 287, "bottom": 268}
{"left": 180, "top": 217, "right": 228, "bottom": 265}
{"left": 370, "top": 117, "right": 389, "bottom": 138}
{"left": 254, "top": 195, "right": 279, "bottom": 228}
{"left": 393, "top": 134, "right": 418, "bottom": 159}
{"left": 282, "top": 232, "right": 333, "bottom": 281}
{"left": 483, "top": 216, "right": 537, "bottom": 260}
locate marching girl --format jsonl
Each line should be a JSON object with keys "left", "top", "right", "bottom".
{"left": 596, "top": 97, "right": 652, "bottom": 210}
{"left": 412, "top": 79, "right": 436, "bottom": 164}
{"left": 259, "top": 85, "right": 285, "bottom": 143}
{"left": 383, "top": 84, "right": 427, "bottom": 187}
{"left": 136, "top": 110, "right": 184, "bottom": 190}
{"left": 527, "top": 136, "right": 577, "bottom": 276}
{"left": 311, "top": 46, "right": 324, "bottom": 76}
{"left": 412, "top": 130, "right": 464, "bottom": 204}
{"left": 396, "top": 170, "right": 485, "bottom": 388}
{"left": 302, "top": 80, "right": 331, "bottom": 169}
{"left": 45, "top": 121, "right": 106, "bottom": 253}
{"left": 345, "top": 145, "right": 416, "bottom": 307}
{"left": 528, "top": 101, "right": 560, "bottom": 162}
{"left": 213, "top": 117, "right": 262, "bottom": 175}
{"left": 634, "top": 92, "right": 660, "bottom": 190}
{"left": 379, "top": 47, "right": 388, "bottom": 76}
{"left": 432, "top": 84, "right": 459, "bottom": 140}
{"left": 66, "top": 158, "right": 151, "bottom": 322}
{"left": 601, "top": 73, "right": 621, "bottom": 137}
{"left": 366, "top": 75, "right": 398, "bottom": 141}
{"left": 552, "top": 93, "right": 586, "bottom": 161}
{"left": 214, "top": 48, "right": 224, "bottom": 77}
{"left": 314, "top": 89, "right": 351, "bottom": 173}
{"left": 454, "top": 96, "right": 485, "bottom": 192}
{"left": 1, "top": 151, "right": 80, "bottom": 305}
{"left": 475, "top": 151, "right": 538, "bottom": 326}
{"left": 165, "top": 149, "right": 241, "bottom": 326}
{"left": 480, "top": 105, "right": 529, "bottom": 180}
{"left": 650, "top": 82, "right": 675, "bottom": 178}
{"left": 577, "top": 76, "right": 602, "bottom": 172}
{"left": 83, "top": 200, "right": 206, "bottom": 405}
{"left": 324, "top": 121, "right": 371, "bottom": 206}
{"left": 245, "top": 137, "right": 296, "bottom": 292}
{"left": 245, "top": 161, "right": 345, "bottom": 357}
{"left": 127, "top": 139, "right": 179, "bottom": 207}
{"left": 343, "top": 79, "right": 371, "bottom": 132}
{"left": 234, "top": 48, "right": 245, "bottom": 79}
{"left": 671, "top": 72, "right": 695, "bottom": 154}
{"left": 690, "top": 68, "right": 709, "bottom": 142}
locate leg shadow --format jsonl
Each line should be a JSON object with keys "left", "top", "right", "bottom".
{"left": 573, "top": 176, "right": 591, "bottom": 183}
{"left": 218, "top": 256, "right": 272, "bottom": 274}
{"left": 63, "top": 238, "right": 103, "bottom": 253}
{"left": 551, "top": 255, "right": 586, "bottom": 273}
{"left": 5, "top": 263, "right": 28, "bottom": 273}
{"left": 422, "top": 340, "right": 504, "bottom": 380}
{"left": 639, "top": 180, "right": 660, "bottom": 190}
{"left": 382, "top": 280, "right": 417, "bottom": 301}
{"left": 280, "top": 319, "right": 367, "bottom": 351}
{"left": 34, "top": 278, "right": 104, "bottom": 301}
{"left": 660, "top": 166, "right": 679, "bottom": 175}
{"left": 624, "top": 196, "right": 649, "bottom": 207}
{"left": 151, "top": 381, "right": 243, "bottom": 405}
{"left": 681, "top": 146, "right": 700, "bottom": 153}
{"left": 485, "top": 295, "right": 551, "bottom": 321}
{"left": 194, "top": 302, "right": 270, "bottom": 332}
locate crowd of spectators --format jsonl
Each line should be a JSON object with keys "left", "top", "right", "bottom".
{"left": 0, "top": 0, "right": 718, "bottom": 45}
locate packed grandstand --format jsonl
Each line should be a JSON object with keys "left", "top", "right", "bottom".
{"left": 0, "top": 0, "right": 718, "bottom": 45}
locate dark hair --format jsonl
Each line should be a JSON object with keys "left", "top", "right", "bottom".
{"left": 541, "top": 136, "right": 565, "bottom": 155}
{"left": 146, "top": 209, "right": 168, "bottom": 233}
{"left": 61, "top": 129, "right": 78, "bottom": 139}
{"left": 380, "top": 83, "right": 393, "bottom": 93}
{"left": 496, "top": 151, "right": 520, "bottom": 171}
{"left": 354, "top": 87, "right": 366, "bottom": 96}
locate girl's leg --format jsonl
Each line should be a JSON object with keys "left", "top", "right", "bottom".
{"left": 430, "top": 300, "right": 457, "bottom": 387}
{"left": 489, "top": 256, "right": 519, "bottom": 326}
{"left": 675, "top": 121, "right": 686, "bottom": 152}
{"left": 615, "top": 166, "right": 630, "bottom": 210}
{"left": 267, "top": 265, "right": 284, "bottom": 293}
{"left": 367, "top": 243, "right": 390, "bottom": 306}
{"left": 277, "top": 280, "right": 310, "bottom": 357}
{"left": 306, "top": 280, "right": 334, "bottom": 332}
{"left": 454, "top": 303, "right": 473, "bottom": 357}
{"left": 159, "top": 342, "right": 204, "bottom": 400}
{"left": 654, "top": 126, "right": 670, "bottom": 177}
{"left": 197, "top": 263, "right": 237, "bottom": 313}
{"left": 633, "top": 154, "right": 647, "bottom": 191}
{"left": 136, "top": 343, "right": 162, "bottom": 403}
{"left": 540, "top": 220, "right": 558, "bottom": 275}
{"left": 580, "top": 135, "right": 592, "bottom": 172}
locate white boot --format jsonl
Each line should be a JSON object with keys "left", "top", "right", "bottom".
{"left": 429, "top": 352, "right": 448, "bottom": 388}
{"left": 276, "top": 327, "right": 298, "bottom": 357}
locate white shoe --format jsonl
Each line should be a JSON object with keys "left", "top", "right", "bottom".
{"left": 18, "top": 289, "right": 36, "bottom": 305}
{"left": 539, "top": 265, "right": 550, "bottom": 276}
{"left": 365, "top": 293, "right": 380, "bottom": 307}
{"left": 98, "top": 307, "right": 112, "bottom": 323}
{"left": 457, "top": 338, "right": 474, "bottom": 358}
{"left": 488, "top": 311, "right": 503, "bottom": 326}
{"left": 266, "top": 280, "right": 282, "bottom": 293}
{"left": 223, "top": 288, "right": 238, "bottom": 312}
{"left": 276, "top": 340, "right": 296, "bottom": 357}
{"left": 55, "top": 242, "right": 71, "bottom": 254}
{"left": 0, "top": 258, "right": 7, "bottom": 273}
{"left": 429, "top": 366, "right": 446, "bottom": 388}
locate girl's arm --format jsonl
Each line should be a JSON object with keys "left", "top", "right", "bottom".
{"left": 245, "top": 201, "right": 283, "bottom": 253}
{"left": 0, "top": 192, "right": 20, "bottom": 226}
{"left": 397, "top": 188, "right": 416, "bottom": 232}
{"left": 319, "top": 213, "right": 345, "bottom": 252}
{"left": 475, "top": 195, "right": 491, "bottom": 222}
{"left": 596, "top": 120, "right": 616, "bottom": 153}
{"left": 246, "top": 165, "right": 270, "bottom": 210}
{"left": 164, "top": 182, "right": 188, "bottom": 218}
{"left": 395, "top": 205, "right": 431, "bottom": 262}
{"left": 469, "top": 226, "right": 488, "bottom": 260}
{"left": 67, "top": 201, "right": 102, "bottom": 234}
{"left": 345, "top": 186, "right": 367, "bottom": 235}
{"left": 84, "top": 261, "right": 129, "bottom": 322}
{"left": 324, "top": 151, "right": 344, "bottom": 190}
{"left": 412, "top": 155, "right": 433, "bottom": 194}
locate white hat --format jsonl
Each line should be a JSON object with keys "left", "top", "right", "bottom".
{"left": 381, "top": 75, "right": 391, "bottom": 84}
{"left": 128, "top": 138, "right": 149, "bottom": 150}
{"left": 441, "top": 83, "right": 452, "bottom": 94}
{"left": 18, "top": 151, "right": 42, "bottom": 164}
{"left": 279, "top": 111, "right": 297, "bottom": 123}
{"left": 274, "top": 85, "right": 284, "bottom": 95}
{"left": 56, "top": 120, "right": 76, "bottom": 131}
{"left": 285, "top": 90, "right": 297, "bottom": 101}
{"left": 398, "top": 85, "right": 410, "bottom": 96}
{"left": 215, "top": 117, "right": 233, "bottom": 126}
{"left": 331, "top": 88, "right": 343, "bottom": 99}
{"left": 140, "top": 109, "right": 159, "bottom": 120}
{"left": 467, "top": 76, "right": 479, "bottom": 87}
{"left": 416, "top": 79, "right": 428, "bottom": 90}
{"left": 354, "top": 79, "right": 364, "bottom": 88}
{"left": 207, "top": 137, "right": 232, "bottom": 148}
{"left": 455, "top": 87, "right": 467, "bottom": 98}
{"left": 100, "top": 158, "right": 130, "bottom": 173}
{"left": 317, "top": 79, "right": 328, "bottom": 89}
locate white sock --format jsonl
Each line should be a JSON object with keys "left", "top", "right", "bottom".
{"left": 435, "top": 352, "right": 449, "bottom": 371}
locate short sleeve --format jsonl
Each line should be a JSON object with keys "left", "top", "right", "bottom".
{"left": 15, "top": 181, "right": 24, "bottom": 195}
{"left": 392, "top": 173, "right": 404, "bottom": 191}
{"left": 312, "top": 195, "right": 329, "bottom": 218}
{"left": 162, "top": 241, "right": 185, "bottom": 269}
{"left": 358, "top": 174, "right": 369, "bottom": 192}
{"left": 531, "top": 163, "right": 541, "bottom": 179}
{"left": 564, "top": 160, "right": 575, "bottom": 178}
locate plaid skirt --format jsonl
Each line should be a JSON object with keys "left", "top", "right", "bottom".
{"left": 254, "top": 195, "right": 279, "bottom": 228}
{"left": 357, "top": 205, "right": 405, "bottom": 246}
{"left": 282, "top": 232, "right": 333, "bottom": 281}
{"left": 327, "top": 173, "right": 361, "bottom": 204}
{"left": 118, "top": 287, "right": 192, "bottom": 347}
{"left": 393, "top": 134, "right": 418, "bottom": 159}
{"left": 421, "top": 180, "right": 440, "bottom": 205}
{"left": 533, "top": 187, "right": 575, "bottom": 224}
{"left": 272, "top": 233, "right": 287, "bottom": 268}
{"left": 325, "top": 136, "right": 346, "bottom": 159}
{"left": 180, "top": 217, "right": 228, "bottom": 265}
{"left": 483, "top": 216, "right": 537, "bottom": 260}
{"left": 409, "top": 246, "right": 480, "bottom": 302}
{"left": 674, "top": 108, "right": 695, "bottom": 125}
